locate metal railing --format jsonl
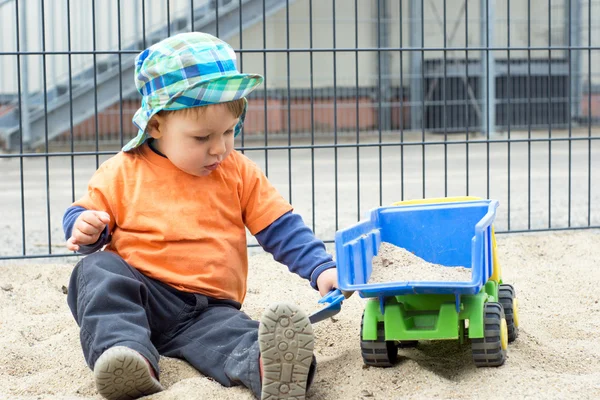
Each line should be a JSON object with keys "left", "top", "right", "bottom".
{"left": 1, "top": 0, "right": 598, "bottom": 261}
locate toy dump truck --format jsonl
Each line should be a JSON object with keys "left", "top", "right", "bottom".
{"left": 333, "top": 196, "right": 519, "bottom": 367}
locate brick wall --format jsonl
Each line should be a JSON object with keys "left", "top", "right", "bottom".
{"left": 47, "top": 91, "right": 600, "bottom": 143}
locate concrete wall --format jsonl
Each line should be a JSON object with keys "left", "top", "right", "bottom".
{"left": 223, "top": 0, "right": 377, "bottom": 89}
{"left": 2, "top": 0, "right": 598, "bottom": 96}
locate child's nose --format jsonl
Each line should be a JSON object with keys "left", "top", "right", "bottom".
{"left": 209, "top": 136, "right": 226, "bottom": 155}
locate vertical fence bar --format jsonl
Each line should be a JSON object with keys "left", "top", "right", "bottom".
{"left": 309, "top": 0, "right": 315, "bottom": 231}
{"left": 286, "top": 0, "right": 292, "bottom": 203}
{"left": 465, "top": 0, "right": 469, "bottom": 196}
{"left": 483, "top": 0, "right": 494, "bottom": 199}
{"left": 190, "top": 0, "right": 194, "bottom": 31}
{"left": 443, "top": 0, "right": 447, "bottom": 196}
{"left": 167, "top": 0, "right": 171, "bottom": 36}
{"left": 262, "top": 0, "right": 268, "bottom": 176}
{"left": 527, "top": 0, "right": 531, "bottom": 229}
{"left": 67, "top": 0, "right": 75, "bottom": 203}
{"left": 239, "top": 0, "right": 244, "bottom": 150}
{"left": 15, "top": 0, "right": 26, "bottom": 255}
{"left": 146, "top": 0, "right": 151, "bottom": 47}
{"left": 480, "top": 0, "right": 486, "bottom": 138}
{"left": 107, "top": 0, "right": 113, "bottom": 51}
{"left": 118, "top": 0, "right": 124, "bottom": 147}
{"left": 409, "top": 0, "right": 422, "bottom": 131}
{"left": 18, "top": 0, "right": 31, "bottom": 147}
{"left": 40, "top": 0, "right": 53, "bottom": 253}
{"left": 376, "top": 0, "right": 384, "bottom": 206}
{"left": 488, "top": 1, "right": 496, "bottom": 139}
{"left": 141, "top": 0, "right": 146, "bottom": 47}
{"left": 92, "top": 0, "right": 99, "bottom": 167}
{"left": 79, "top": 0, "right": 84, "bottom": 77}
{"left": 215, "top": 0, "right": 219, "bottom": 37}
{"left": 399, "top": 0, "right": 404, "bottom": 201}
{"left": 421, "top": 0, "right": 425, "bottom": 197}
{"left": 507, "top": 0, "right": 511, "bottom": 230}
{"left": 569, "top": 0, "right": 582, "bottom": 120}
{"left": 588, "top": 0, "right": 591, "bottom": 226}
{"left": 333, "top": 0, "right": 339, "bottom": 227}
{"left": 547, "top": 0, "right": 552, "bottom": 228}
{"left": 50, "top": 0, "right": 56, "bottom": 87}
{"left": 355, "top": 0, "right": 360, "bottom": 220}
{"left": 567, "top": 0, "right": 572, "bottom": 227}
{"left": 38, "top": 0, "right": 43, "bottom": 93}
{"left": 377, "top": 0, "right": 383, "bottom": 203}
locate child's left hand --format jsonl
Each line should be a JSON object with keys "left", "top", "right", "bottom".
{"left": 316, "top": 268, "right": 338, "bottom": 297}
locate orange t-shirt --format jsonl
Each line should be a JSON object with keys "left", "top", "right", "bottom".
{"left": 72, "top": 144, "right": 293, "bottom": 303}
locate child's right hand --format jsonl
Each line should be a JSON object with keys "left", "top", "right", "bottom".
{"left": 66, "top": 210, "right": 111, "bottom": 252}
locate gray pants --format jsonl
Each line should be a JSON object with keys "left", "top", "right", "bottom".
{"left": 67, "top": 251, "right": 309, "bottom": 398}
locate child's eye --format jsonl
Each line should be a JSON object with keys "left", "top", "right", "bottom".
{"left": 224, "top": 129, "right": 234, "bottom": 135}
{"left": 194, "top": 136, "right": 209, "bottom": 142}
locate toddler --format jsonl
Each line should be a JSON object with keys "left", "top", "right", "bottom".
{"left": 63, "top": 32, "right": 338, "bottom": 400}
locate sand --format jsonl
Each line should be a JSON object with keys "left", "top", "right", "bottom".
{"left": 1, "top": 230, "right": 600, "bottom": 400}
{"left": 369, "top": 242, "right": 472, "bottom": 283}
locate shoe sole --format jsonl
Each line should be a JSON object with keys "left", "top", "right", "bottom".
{"left": 259, "top": 303, "right": 314, "bottom": 400}
{"left": 93, "top": 346, "right": 164, "bottom": 400}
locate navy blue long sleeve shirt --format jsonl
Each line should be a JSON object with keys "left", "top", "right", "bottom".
{"left": 63, "top": 207, "right": 336, "bottom": 291}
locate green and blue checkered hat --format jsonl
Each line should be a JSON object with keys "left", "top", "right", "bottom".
{"left": 123, "top": 32, "right": 264, "bottom": 152}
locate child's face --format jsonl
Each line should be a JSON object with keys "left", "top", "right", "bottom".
{"left": 151, "top": 104, "right": 238, "bottom": 177}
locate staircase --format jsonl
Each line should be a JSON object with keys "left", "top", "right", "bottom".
{"left": 0, "top": 0, "right": 292, "bottom": 151}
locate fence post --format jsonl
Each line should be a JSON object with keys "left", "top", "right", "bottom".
{"left": 480, "top": 0, "right": 495, "bottom": 136}
{"left": 19, "top": 0, "right": 31, "bottom": 147}
{"left": 409, "top": 0, "right": 423, "bottom": 131}
{"left": 378, "top": 0, "right": 392, "bottom": 131}
{"left": 567, "top": 0, "right": 582, "bottom": 120}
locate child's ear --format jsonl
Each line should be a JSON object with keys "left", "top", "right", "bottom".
{"left": 146, "top": 115, "right": 164, "bottom": 139}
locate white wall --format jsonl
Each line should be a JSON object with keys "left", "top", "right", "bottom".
{"left": 0, "top": 0, "right": 205, "bottom": 94}
{"left": 225, "top": 0, "right": 377, "bottom": 89}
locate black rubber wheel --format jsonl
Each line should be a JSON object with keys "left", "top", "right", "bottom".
{"left": 471, "top": 302, "right": 508, "bottom": 367}
{"left": 360, "top": 312, "right": 398, "bottom": 367}
{"left": 499, "top": 284, "right": 519, "bottom": 343}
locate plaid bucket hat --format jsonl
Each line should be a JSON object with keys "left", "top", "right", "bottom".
{"left": 123, "top": 32, "right": 264, "bottom": 152}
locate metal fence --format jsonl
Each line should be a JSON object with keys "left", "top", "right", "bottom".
{"left": 1, "top": 0, "right": 598, "bottom": 261}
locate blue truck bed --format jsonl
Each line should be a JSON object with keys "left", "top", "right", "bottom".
{"left": 334, "top": 199, "right": 499, "bottom": 298}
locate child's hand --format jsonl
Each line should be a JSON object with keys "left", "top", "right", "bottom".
{"left": 316, "top": 268, "right": 338, "bottom": 297}
{"left": 66, "top": 210, "right": 110, "bottom": 252}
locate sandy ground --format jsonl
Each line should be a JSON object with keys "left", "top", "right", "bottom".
{"left": 1, "top": 229, "right": 600, "bottom": 400}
